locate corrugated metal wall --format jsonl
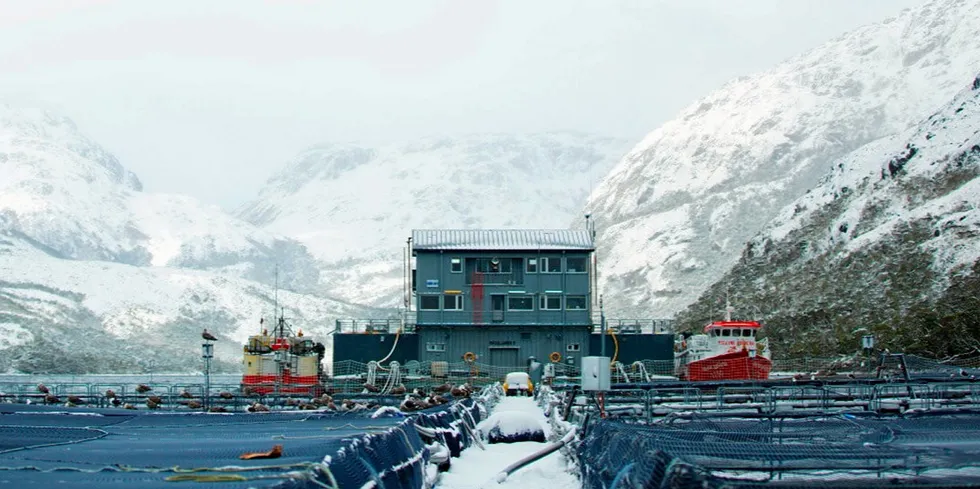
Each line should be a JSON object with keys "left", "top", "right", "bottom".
{"left": 418, "top": 326, "right": 590, "bottom": 367}
{"left": 588, "top": 333, "right": 675, "bottom": 362}
{"left": 414, "top": 250, "right": 593, "bottom": 326}
{"left": 332, "top": 334, "right": 420, "bottom": 365}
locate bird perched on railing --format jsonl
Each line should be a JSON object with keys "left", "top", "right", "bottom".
{"left": 136, "top": 384, "right": 152, "bottom": 394}
{"left": 37, "top": 383, "right": 49, "bottom": 394}
{"left": 202, "top": 329, "right": 218, "bottom": 341}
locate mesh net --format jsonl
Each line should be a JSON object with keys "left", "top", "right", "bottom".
{"left": 0, "top": 397, "right": 485, "bottom": 488}
{"left": 576, "top": 410, "right": 980, "bottom": 488}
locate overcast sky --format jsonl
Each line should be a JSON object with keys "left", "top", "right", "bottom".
{"left": 0, "top": 0, "right": 924, "bottom": 209}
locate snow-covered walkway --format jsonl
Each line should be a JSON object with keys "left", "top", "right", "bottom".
{"left": 437, "top": 396, "right": 581, "bottom": 489}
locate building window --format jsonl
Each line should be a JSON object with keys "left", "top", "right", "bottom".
{"left": 566, "top": 257, "right": 587, "bottom": 273}
{"left": 420, "top": 295, "right": 440, "bottom": 310}
{"left": 475, "top": 257, "right": 512, "bottom": 273}
{"left": 566, "top": 343, "right": 581, "bottom": 352}
{"left": 541, "top": 256, "right": 562, "bottom": 273}
{"left": 443, "top": 294, "right": 463, "bottom": 310}
{"left": 450, "top": 257, "right": 462, "bottom": 273}
{"left": 540, "top": 294, "right": 562, "bottom": 310}
{"left": 526, "top": 258, "right": 537, "bottom": 273}
{"left": 426, "top": 342, "right": 446, "bottom": 352}
{"left": 508, "top": 296, "right": 533, "bottom": 311}
{"left": 565, "top": 295, "right": 587, "bottom": 310}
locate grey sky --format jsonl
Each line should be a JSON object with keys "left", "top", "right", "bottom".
{"left": 0, "top": 0, "right": 924, "bottom": 209}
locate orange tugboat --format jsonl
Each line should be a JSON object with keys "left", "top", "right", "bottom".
{"left": 241, "top": 314, "right": 327, "bottom": 395}
{"left": 675, "top": 304, "right": 772, "bottom": 381}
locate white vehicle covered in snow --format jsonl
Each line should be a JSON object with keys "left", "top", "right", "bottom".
{"left": 503, "top": 372, "right": 533, "bottom": 396}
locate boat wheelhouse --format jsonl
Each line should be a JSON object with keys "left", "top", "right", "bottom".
{"left": 675, "top": 306, "right": 772, "bottom": 381}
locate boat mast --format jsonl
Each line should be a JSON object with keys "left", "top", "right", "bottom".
{"left": 724, "top": 288, "right": 733, "bottom": 322}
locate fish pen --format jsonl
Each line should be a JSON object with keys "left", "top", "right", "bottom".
{"left": 0, "top": 389, "right": 493, "bottom": 488}
{"left": 576, "top": 409, "right": 980, "bottom": 488}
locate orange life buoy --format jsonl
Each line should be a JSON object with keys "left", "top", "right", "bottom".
{"left": 549, "top": 351, "right": 562, "bottom": 363}
{"left": 463, "top": 352, "right": 477, "bottom": 362}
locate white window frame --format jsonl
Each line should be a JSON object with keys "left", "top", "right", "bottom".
{"left": 443, "top": 294, "right": 463, "bottom": 310}
{"left": 565, "top": 256, "right": 587, "bottom": 273}
{"left": 539, "top": 294, "right": 562, "bottom": 310}
{"left": 566, "top": 343, "right": 581, "bottom": 352}
{"left": 450, "top": 257, "right": 462, "bottom": 273}
{"left": 541, "top": 256, "right": 562, "bottom": 273}
{"left": 565, "top": 295, "right": 587, "bottom": 310}
{"left": 526, "top": 257, "right": 538, "bottom": 273}
{"left": 426, "top": 342, "right": 446, "bottom": 352}
{"left": 419, "top": 295, "right": 440, "bottom": 310}
{"left": 507, "top": 295, "right": 534, "bottom": 311}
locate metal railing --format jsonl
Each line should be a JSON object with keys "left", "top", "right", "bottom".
{"left": 335, "top": 318, "right": 416, "bottom": 334}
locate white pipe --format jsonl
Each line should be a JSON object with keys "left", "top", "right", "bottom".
{"left": 493, "top": 427, "right": 577, "bottom": 484}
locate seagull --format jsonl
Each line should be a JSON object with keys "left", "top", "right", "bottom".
{"left": 202, "top": 329, "right": 218, "bottom": 341}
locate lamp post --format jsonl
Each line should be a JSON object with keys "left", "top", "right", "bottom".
{"left": 202, "top": 342, "right": 213, "bottom": 410}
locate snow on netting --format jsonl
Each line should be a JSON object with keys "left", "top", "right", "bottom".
{"left": 576, "top": 410, "right": 980, "bottom": 488}
{"left": 0, "top": 397, "right": 485, "bottom": 488}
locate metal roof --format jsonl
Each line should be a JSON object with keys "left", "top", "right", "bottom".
{"left": 411, "top": 229, "right": 595, "bottom": 251}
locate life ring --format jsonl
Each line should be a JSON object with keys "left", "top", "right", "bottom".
{"left": 549, "top": 351, "right": 562, "bottom": 363}
{"left": 463, "top": 352, "right": 477, "bottom": 362}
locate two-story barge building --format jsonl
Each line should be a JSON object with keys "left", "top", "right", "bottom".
{"left": 332, "top": 228, "right": 674, "bottom": 373}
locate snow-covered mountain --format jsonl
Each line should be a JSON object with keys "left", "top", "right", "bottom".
{"left": 585, "top": 0, "right": 980, "bottom": 318}
{"left": 0, "top": 105, "right": 377, "bottom": 373}
{"left": 0, "top": 105, "right": 319, "bottom": 292}
{"left": 677, "top": 73, "right": 980, "bottom": 358}
{"left": 238, "top": 133, "right": 629, "bottom": 307}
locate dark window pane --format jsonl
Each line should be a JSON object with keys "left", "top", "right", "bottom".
{"left": 443, "top": 295, "right": 462, "bottom": 310}
{"left": 420, "top": 295, "right": 440, "bottom": 310}
{"left": 508, "top": 296, "right": 533, "bottom": 310}
{"left": 566, "top": 257, "right": 586, "bottom": 273}
{"left": 566, "top": 296, "right": 587, "bottom": 310}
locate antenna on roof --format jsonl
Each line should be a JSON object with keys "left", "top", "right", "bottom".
{"left": 585, "top": 214, "right": 595, "bottom": 242}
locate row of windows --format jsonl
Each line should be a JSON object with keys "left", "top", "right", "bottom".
{"left": 418, "top": 294, "right": 588, "bottom": 311}
{"left": 448, "top": 256, "right": 587, "bottom": 274}
{"left": 710, "top": 328, "right": 757, "bottom": 337}
{"left": 425, "top": 342, "right": 582, "bottom": 352}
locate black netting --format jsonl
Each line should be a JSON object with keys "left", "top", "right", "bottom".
{"left": 576, "top": 410, "right": 980, "bottom": 488}
{"left": 0, "top": 396, "right": 486, "bottom": 488}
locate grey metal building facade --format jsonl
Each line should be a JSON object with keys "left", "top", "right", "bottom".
{"left": 411, "top": 229, "right": 595, "bottom": 367}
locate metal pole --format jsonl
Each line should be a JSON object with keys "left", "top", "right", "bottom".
{"left": 202, "top": 343, "right": 213, "bottom": 410}
{"left": 600, "top": 295, "right": 606, "bottom": 358}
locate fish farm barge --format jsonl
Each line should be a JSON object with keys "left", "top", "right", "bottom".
{"left": 2, "top": 228, "right": 979, "bottom": 488}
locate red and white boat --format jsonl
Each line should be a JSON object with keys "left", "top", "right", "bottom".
{"left": 241, "top": 315, "right": 327, "bottom": 395}
{"left": 675, "top": 305, "right": 771, "bottom": 381}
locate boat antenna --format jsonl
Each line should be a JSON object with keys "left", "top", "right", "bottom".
{"left": 274, "top": 263, "right": 279, "bottom": 321}
{"left": 724, "top": 288, "right": 733, "bottom": 322}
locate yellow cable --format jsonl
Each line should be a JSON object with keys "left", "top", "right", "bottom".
{"left": 608, "top": 328, "right": 619, "bottom": 366}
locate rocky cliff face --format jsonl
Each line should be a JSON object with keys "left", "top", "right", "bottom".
{"left": 584, "top": 0, "right": 980, "bottom": 319}
{"left": 676, "top": 74, "right": 980, "bottom": 359}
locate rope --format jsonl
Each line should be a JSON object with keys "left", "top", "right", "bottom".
{"left": 377, "top": 328, "right": 402, "bottom": 364}
{"left": 610, "top": 462, "right": 635, "bottom": 489}
{"left": 357, "top": 455, "right": 387, "bottom": 489}
{"left": 0, "top": 427, "right": 109, "bottom": 455}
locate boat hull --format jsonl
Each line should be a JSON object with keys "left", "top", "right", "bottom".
{"left": 241, "top": 373, "right": 324, "bottom": 395}
{"left": 681, "top": 350, "right": 772, "bottom": 381}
